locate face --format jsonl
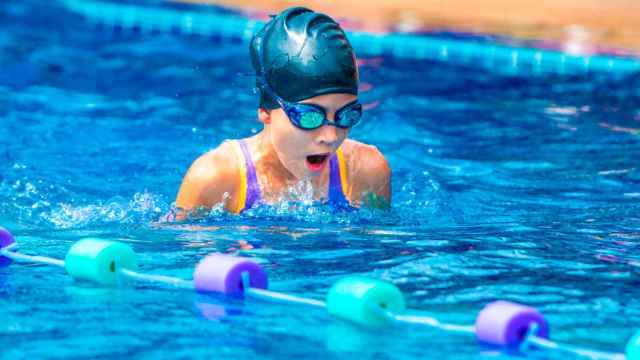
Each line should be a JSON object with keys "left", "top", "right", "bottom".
{"left": 263, "top": 93, "right": 357, "bottom": 179}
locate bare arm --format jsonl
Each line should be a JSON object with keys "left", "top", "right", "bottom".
{"left": 175, "top": 142, "right": 241, "bottom": 219}
{"left": 347, "top": 143, "right": 391, "bottom": 210}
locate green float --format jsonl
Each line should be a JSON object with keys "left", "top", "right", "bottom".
{"left": 65, "top": 239, "right": 137, "bottom": 285}
{"left": 326, "top": 277, "right": 406, "bottom": 328}
{"left": 627, "top": 330, "right": 640, "bottom": 360}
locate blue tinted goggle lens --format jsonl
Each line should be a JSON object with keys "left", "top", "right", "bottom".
{"left": 285, "top": 102, "right": 362, "bottom": 130}
{"left": 335, "top": 102, "right": 362, "bottom": 128}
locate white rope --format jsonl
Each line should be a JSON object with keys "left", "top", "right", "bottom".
{"left": 0, "top": 243, "right": 66, "bottom": 268}
{"left": 246, "top": 287, "right": 326, "bottom": 308}
{"left": 392, "top": 313, "right": 476, "bottom": 334}
{"left": 119, "top": 268, "right": 194, "bottom": 290}
{"left": 242, "top": 272, "right": 325, "bottom": 308}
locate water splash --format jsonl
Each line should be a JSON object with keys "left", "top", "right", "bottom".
{"left": 39, "top": 191, "right": 170, "bottom": 229}
{"left": 167, "top": 171, "right": 454, "bottom": 228}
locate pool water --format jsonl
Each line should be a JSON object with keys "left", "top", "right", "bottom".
{"left": 1, "top": 1, "right": 640, "bottom": 359}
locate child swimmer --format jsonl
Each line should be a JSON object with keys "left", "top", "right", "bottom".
{"left": 175, "top": 7, "right": 390, "bottom": 218}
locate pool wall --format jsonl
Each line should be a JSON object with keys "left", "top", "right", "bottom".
{"left": 61, "top": 0, "right": 640, "bottom": 76}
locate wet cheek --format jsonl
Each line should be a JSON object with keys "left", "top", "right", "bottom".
{"left": 273, "top": 122, "right": 307, "bottom": 150}
{"left": 271, "top": 121, "right": 310, "bottom": 172}
{"left": 337, "top": 128, "right": 349, "bottom": 144}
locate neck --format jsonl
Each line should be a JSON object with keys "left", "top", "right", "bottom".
{"left": 250, "top": 129, "right": 327, "bottom": 192}
{"left": 253, "top": 129, "right": 298, "bottom": 183}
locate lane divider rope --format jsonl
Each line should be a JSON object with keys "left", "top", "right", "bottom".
{"left": 0, "top": 227, "right": 635, "bottom": 359}
{"left": 58, "top": 0, "right": 640, "bottom": 75}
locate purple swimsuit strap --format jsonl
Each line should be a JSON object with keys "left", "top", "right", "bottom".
{"left": 238, "top": 140, "right": 261, "bottom": 212}
{"left": 329, "top": 152, "right": 350, "bottom": 208}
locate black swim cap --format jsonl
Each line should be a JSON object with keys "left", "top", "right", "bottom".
{"left": 250, "top": 7, "right": 359, "bottom": 109}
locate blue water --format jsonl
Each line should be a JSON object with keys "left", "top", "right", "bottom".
{"left": 2, "top": 1, "right": 640, "bottom": 359}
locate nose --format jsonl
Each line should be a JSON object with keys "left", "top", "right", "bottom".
{"left": 316, "top": 123, "right": 339, "bottom": 146}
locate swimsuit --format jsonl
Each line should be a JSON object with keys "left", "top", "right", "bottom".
{"left": 233, "top": 140, "right": 352, "bottom": 213}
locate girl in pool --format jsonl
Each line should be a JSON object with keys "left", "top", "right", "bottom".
{"left": 175, "top": 7, "right": 390, "bottom": 218}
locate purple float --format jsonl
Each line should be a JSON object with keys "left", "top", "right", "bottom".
{"left": 193, "top": 254, "right": 268, "bottom": 295}
{"left": 475, "top": 300, "right": 549, "bottom": 347}
{"left": 0, "top": 227, "right": 16, "bottom": 267}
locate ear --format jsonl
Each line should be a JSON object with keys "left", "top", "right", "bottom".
{"left": 258, "top": 108, "right": 271, "bottom": 125}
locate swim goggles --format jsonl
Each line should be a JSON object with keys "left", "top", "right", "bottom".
{"left": 257, "top": 79, "right": 363, "bottom": 131}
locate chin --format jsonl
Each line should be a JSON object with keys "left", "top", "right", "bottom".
{"left": 283, "top": 163, "right": 307, "bottom": 181}
{"left": 307, "top": 170, "right": 322, "bottom": 178}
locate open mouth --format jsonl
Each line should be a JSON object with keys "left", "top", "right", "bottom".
{"left": 305, "top": 153, "right": 329, "bottom": 172}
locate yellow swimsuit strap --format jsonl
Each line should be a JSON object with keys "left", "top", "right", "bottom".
{"left": 335, "top": 147, "right": 350, "bottom": 199}
{"left": 233, "top": 141, "right": 248, "bottom": 214}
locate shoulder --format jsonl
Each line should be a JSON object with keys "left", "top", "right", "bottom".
{"left": 187, "top": 141, "right": 238, "bottom": 180}
{"left": 341, "top": 139, "right": 391, "bottom": 207}
{"left": 175, "top": 140, "right": 242, "bottom": 214}
{"left": 342, "top": 139, "right": 391, "bottom": 182}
